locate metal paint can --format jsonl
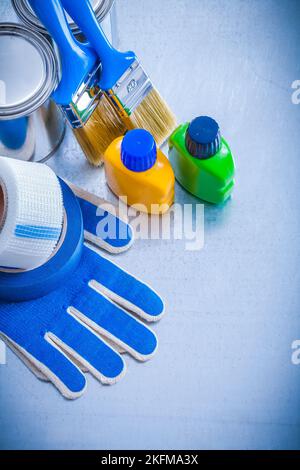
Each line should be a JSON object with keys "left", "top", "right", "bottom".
{"left": 0, "top": 23, "right": 65, "bottom": 162}
{"left": 12, "top": 0, "right": 118, "bottom": 46}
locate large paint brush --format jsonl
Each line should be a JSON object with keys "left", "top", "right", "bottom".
{"left": 61, "top": 0, "right": 178, "bottom": 148}
{"left": 28, "top": 0, "right": 126, "bottom": 166}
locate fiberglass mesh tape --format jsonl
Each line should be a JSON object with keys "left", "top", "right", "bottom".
{"left": 0, "top": 157, "right": 63, "bottom": 270}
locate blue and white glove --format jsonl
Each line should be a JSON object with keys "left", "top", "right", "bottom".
{"left": 0, "top": 187, "right": 164, "bottom": 399}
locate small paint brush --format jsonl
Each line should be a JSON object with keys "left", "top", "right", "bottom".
{"left": 61, "top": 0, "right": 178, "bottom": 148}
{"left": 28, "top": 0, "right": 126, "bottom": 166}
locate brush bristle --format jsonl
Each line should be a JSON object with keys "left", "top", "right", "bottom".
{"left": 127, "top": 88, "right": 177, "bottom": 147}
{"left": 74, "top": 94, "right": 127, "bottom": 166}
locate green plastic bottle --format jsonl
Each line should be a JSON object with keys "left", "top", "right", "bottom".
{"left": 169, "top": 116, "right": 235, "bottom": 204}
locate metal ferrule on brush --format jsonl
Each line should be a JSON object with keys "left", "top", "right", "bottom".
{"left": 63, "top": 63, "right": 102, "bottom": 129}
{"left": 108, "top": 60, "right": 153, "bottom": 118}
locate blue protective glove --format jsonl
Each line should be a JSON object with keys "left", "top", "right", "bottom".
{"left": 0, "top": 186, "right": 164, "bottom": 399}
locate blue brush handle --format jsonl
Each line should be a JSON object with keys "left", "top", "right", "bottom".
{"left": 0, "top": 118, "right": 28, "bottom": 150}
{"left": 28, "top": 0, "right": 98, "bottom": 106}
{"left": 60, "top": 0, "right": 136, "bottom": 90}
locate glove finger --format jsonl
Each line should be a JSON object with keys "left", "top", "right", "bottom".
{"left": 49, "top": 311, "right": 126, "bottom": 384}
{"left": 9, "top": 335, "right": 87, "bottom": 399}
{"left": 75, "top": 191, "right": 134, "bottom": 253}
{"left": 1, "top": 335, "right": 48, "bottom": 381}
{"left": 8, "top": 339, "right": 90, "bottom": 376}
{"left": 72, "top": 285, "right": 158, "bottom": 361}
{"left": 85, "top": 246, "right": 165, "bottom": 322}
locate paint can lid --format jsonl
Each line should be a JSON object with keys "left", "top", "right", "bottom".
{"left": 0, "top": 23, "right": 57, "bottom": 119}
{"left": 121, "top": 129, "right": 157, "bottom": 172}
{"left": 185, "top": 116, "right": 221, "bottom": 159}
{"left": 12, "top": 0, "right": 115, "bottom": 36}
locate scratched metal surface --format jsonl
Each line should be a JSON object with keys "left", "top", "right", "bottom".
{"left": 1, "top": 0, "right": 300, "bottom": 450}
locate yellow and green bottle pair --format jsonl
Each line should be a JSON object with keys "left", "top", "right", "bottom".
{"left": 169, "top": 116, "right": 235, "bottom": 204}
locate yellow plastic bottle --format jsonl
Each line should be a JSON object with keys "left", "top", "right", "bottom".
{"left": 104, "top": 129, "right": 175, "bottom": 214}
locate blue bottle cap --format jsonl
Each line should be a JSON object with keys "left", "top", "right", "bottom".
{"left": 185, "top": 116, "right": 221, "bottom": 159}
{"left": 121, "top": 129, "right": 157, "bottom": 172}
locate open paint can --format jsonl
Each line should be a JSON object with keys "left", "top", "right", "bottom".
{"left": 0, "top": 23, "right": 65, "bottom": 162}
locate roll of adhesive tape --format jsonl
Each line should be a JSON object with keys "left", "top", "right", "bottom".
{"left": 0, "top": 157, "right": 64, "bottom": 270}
{"left": 0, "top": 179, "right": 83, "bottom": 302}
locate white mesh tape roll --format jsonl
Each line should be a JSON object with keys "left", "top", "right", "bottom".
{"left": 0, "top": 157, "right": 64, "bottom": 270}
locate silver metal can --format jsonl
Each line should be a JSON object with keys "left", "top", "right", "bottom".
{"left": 0, "top": 23, "right": 65, "bottom": 162}
{"left": 12, "top": 0, "right": 117, "bottom": 46}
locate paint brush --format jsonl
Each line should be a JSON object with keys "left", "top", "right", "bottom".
{"left": 61, "top": 0, "right": 178, "bottom": 148}
{"left": 28, "top": 0, "right": 126, "bottom": 166}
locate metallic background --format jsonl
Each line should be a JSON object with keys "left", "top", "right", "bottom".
{"left": 0, "top": 0, "right": 300, "bottom": 450}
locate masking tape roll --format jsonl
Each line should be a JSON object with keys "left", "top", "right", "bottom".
{"left": 0, "top": 157, "right": 64, "bottom": 270}
{"left": 0, "top": 179, "right": 83, "bottom": 302}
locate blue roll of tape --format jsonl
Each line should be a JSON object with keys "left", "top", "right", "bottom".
{"left": 0, "top": 179, "right": 83, "bottom": 302}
